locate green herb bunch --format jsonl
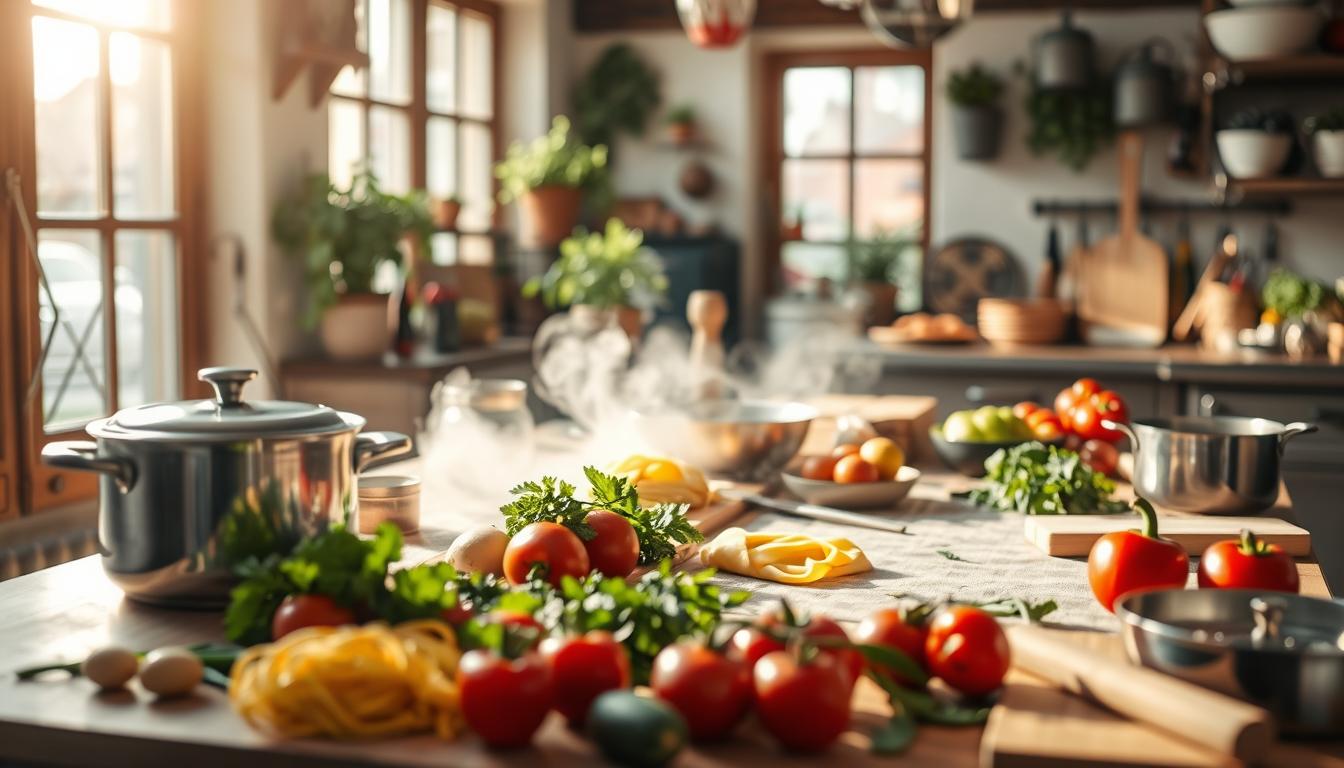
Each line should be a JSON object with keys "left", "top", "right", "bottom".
{"left": 946, "top": 63, "right": 1003, "bottom": 108}
{"left": 968, "top": 441, "right": 1128, "bottom": 515}
{"left": 522, "top": 218, "right": 668, "bottom": 311}
{"left": 1023, "top": 82, "right": 1114, "bottom": 172}
{"left": 1262, "top": 268, "right": 1333, "bottom": 321}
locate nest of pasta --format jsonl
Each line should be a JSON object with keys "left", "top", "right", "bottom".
{"left": 611, "top": 455, "right": 712, "bottom": 509}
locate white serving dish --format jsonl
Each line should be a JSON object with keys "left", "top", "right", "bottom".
{"left": 1216, "top": 130, "right": 1293, "bottom": 178}
{"left": 1313, "top": 130, "right": 1344, "bottom": 178}
{"left": 780, "top": 465, "right": 921, "bottom": 510}
{"left": 1205, "top": 6, "right": 1322, "bottom": 60}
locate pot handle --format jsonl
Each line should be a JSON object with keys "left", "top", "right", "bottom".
{"left": 42, "top": 441, "right": 136, "bottom": 493}
{"left": 1101, "top": 418, "right": 1139, "bottom": 453}
{"left": 1278, "top": 422, "right": 1317, "bottom": 455}
{"left": 353, "top": 431, "right": 412, "bottom": 473}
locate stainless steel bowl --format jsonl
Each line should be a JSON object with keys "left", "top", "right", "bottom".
{"left": 1118, "top": 588, "right": 1344, "bottom": 734}
{"left": 1107, "top": 416, "right": 1315, "bottom": 515}
{"left": 633, "top": 400, "right": 817, "bottom": 481}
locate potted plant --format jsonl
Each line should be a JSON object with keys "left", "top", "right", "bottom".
{"left": 846, "top": 229, "right": 914, "bottom": 327}
{"left": 272, "top": 170, "right": 431, "bottom": 360}
{"left": 781, "top": 205, "right": 805, "bottom": 242}
{"left": 1305, "top": 107, "right": 1344, "bottom": 178}
{"left": 431, "top": 195, "right": 461, "bottom": 230}
{"left": 665, "top": 104, "right": 698, "bottom": 145}
{"left": 1216, "top": 108, "right": 1294, "bottom": 179}
{"left": 522, "top": 218, "right": 668, "bottom": 340}
{"left": 495, "top": 116, "right": 610, "bottom": 248}
{"left": 947, "top": 63, "right": 1005, "bottom": 160}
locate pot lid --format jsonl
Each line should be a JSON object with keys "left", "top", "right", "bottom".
{"left": 92, "top": 367, "right": 357, "bottom": 440}
{"left": 1119, "top": 588, "right": 1344, "bottom": 657}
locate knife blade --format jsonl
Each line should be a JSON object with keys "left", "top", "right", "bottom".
{"left": 716, "top": 488, "right": 912, "bottom": 535}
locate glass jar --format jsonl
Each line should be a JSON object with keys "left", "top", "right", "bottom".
{"left": 427, "top": 378, "right": 535, "bottom": 499}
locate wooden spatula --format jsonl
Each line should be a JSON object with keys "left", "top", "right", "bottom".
{"left": 1077, "top": 132, "right": 1169, "bottom": 347}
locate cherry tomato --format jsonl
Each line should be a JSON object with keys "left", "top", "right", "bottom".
{"left": 1012, "top": 401, "right": 1041, "bottom": 420}
{"left": 458, "top": 649, "right": 553, "bottom": 748}
{"left": 270, "top": 594, "right": 355, "bottom": 640}
{"left": 728, "top": 625, "right": 785, "bottom": 673}
{"left": 753, "top": 650, "right": 852, "bottom": 752}
{"left": 1079, "top": 439, "right": 1119, "bottom": 476}
{"left": 1088, "top": 499, "right": 1190, "bottom": 612}
{"left": 831, "top": 443, "right": 862, "bottom": 459}
{"left": 853, "top": 607, "right": 928, "bottom": 685}
{"left": 1071, "top": 390, "right": 1129, "bottom": 443}
{"left": 483, "top": 609, "right": 547, "bottom": 646}
{"left": 440, "top": 598, "right": 473, "bottom": 626}
{"left": 502, "top": 521, "right": 591, "bottom": 586}
{"left": 800, "top": 454, "right": 839, "bottom": 481}
{"left": 924, "top": 605, "right": 1011, "bottom": 697}
{"left": 802, "top": 614, "right": 864, "bottom": 686}
{"left": 650, "top": 641, "right": 751, "bottom": 741}
{"left": 539, "top": 631, "right": 631, "bottom": 728}
{"left": 1197, "top": 529, "right": 1300, "bottom": 594}
{"left": 582, "top": 510, "right": 640, "bottom": 578}
{"left": 832, "top": 454, "right": 879, "bottom": 484}
{"left": 1031, "top": 416, "right": 1065, "bottom": 442}
{"left": 1054, "top": 378, "right": 1100, "bottom": 431}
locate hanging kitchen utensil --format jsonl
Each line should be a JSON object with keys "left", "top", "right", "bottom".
{"left": 1036, "top": 218, "right": 1061, "bottom": 299}
{"left": 924, "top": 237, "right": 1022, "bottom": 322}
{"left": 1034, "top": 12, "right": 1095, "bottom": 90}
{"left": 860, "top": 0, "right": 973, "bottom": 48}
{"left": 1170, "top": 207, "right": 1194, "bottom": 325}
{"left": 1057, "top": 210, "right": 1088, "bottom": 307}
{"left": 1114, "top": 39, "right": 1176, "bottom": 128}
{"left": 1077, "top": 132, "right": 1169, "bottom": 347}
{"left": 676, "top": 0, "right": 755, "bottom": 49}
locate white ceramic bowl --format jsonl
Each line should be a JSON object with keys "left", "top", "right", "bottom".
{"left": 1205, "top": 6, "right": 1322, "bottom": 60}
{"left": 1313, "top": 130, "right": 1344, "bottom": 178}
{"left": 1216, "top": 130, "right": 1293, "bottom": 178}
{"left": 1226, "top": 0, "right": 1313, "bottom": 7}
{"left": 781, "top": 465, "right": 921, "bottom": 510}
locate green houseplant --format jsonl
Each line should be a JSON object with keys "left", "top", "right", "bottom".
{"left": 523, "top": 218, "right": 667, "bottom": 339}
{"left": 1305, "top": 107, "right": 1344, "bottom": 178}
{"left": 664, "top": 103, "right": 698, "bottom": 145}
{"left": 947, "top": 64, "right": 1005, "bottom": 160}
{"left": 272, "top": 170, "right": 431, "bottom": 359}
{"left": 847, "top": 228, "right": 916, "bottom": 326}
{"left": 495, "top": 116, "right": 611, "bottom": 247}
{"left": 1022, "top": 70, "right": 1114, "bottom": 171}
{"left": 573, "top": 43, "right": 662, "bottom": 151}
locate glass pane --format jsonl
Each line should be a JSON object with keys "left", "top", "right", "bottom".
{"left": 111, "top": 33, "right": 174, "bottom": 217}
{"left": 329, "top": 99, "right": 365, "bottom": 190}
{"left": 37, "top": 229, "right": 108, "bottom": 430}
{"left": 781, "top": 241, "right": 847, "bottom": 289}
{"left": 427, "top": 116, "right": 457, "bottom": 200}
{"left": 430, "top": 232, "right": 457, "bottom": 265}
{"left": 783, "top": 67, "right": 850, "bottom": 157}
{"left": 427, "top": 3, "right": 457, "bottom": 113}
{"left": 33, "top": 17, "right": 101, "bottom": 216}
{"left": 331, "top": 65, "right": 365, "bottom": 98}
{"left": 368, "top": 0, "right": 411, "bottom": 104}
{"left": 34, "top": 0, "right": 171, "bottom": 31}
{"left": 460, "top": 235, "right": 492, "bottom": 265}
{"left": 114, "top": 230, "right": 178, "bottom": 407}
{"left": 782, "top": 159, "right": 848, "bottom": 242}
{"left": 854, "top": 159, "right": 924, "bottom": 239}
{"left": 855, "top": 66, "right": 924, "bottom": 155}
{"left": 461, "top": 12, "right": 492, "bottom": 119}
{"left": 459, "top": 122, "right": 492, "bottom": 231}
{"left": 369, "top": 106, "right": 411, "bottom": 193}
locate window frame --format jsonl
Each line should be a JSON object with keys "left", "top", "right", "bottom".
{"left": 761, "top": 48, "right": 933, "bottom": 297}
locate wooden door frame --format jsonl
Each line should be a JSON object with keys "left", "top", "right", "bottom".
{"left": 760, "top": 48, "right": 933, "bottom": 298}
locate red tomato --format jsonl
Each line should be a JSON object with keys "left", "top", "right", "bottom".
{"left": 1197, "top": 530, "right": 1300, "bottom": 593}
{"left": 271, "top": 594, "right": 355, "bottom": 640}
{"left": 539, "top": 631, "right": 631, "bottom": 728}
{"left": 853, "top": 607, "right": 928, "bottom": 685}
{"left": 1012, "top": 401, "right": 1041, "bottom": 420}
{"left": 1032, "top": 416, "right": 1065, "bottom": 442}
{"left": 832, "top": 455, "right": 879, "bottom": 484}
{"left": 582, "top": 510, "right": 640, "bottom": 578}
{"left": 440, "top": 599, "right": 473, "bottom": 626}
{"left": 753, "top": 650, "right": 852, "bottom": 752}
{"left": 1079, "top": 439, "right": 1119, "bottom": 476}
{"left": 1054, "top": 378, "right": 1101, "bottom": 431}
{"left": 1088, "top": 499, "right": 1190, "bottom": 612}
{"left": 924, "top": 606, "right": 1011, "bottom": 697}
{"left": 458, "top": 649, "right": 553, "bottom": 748}
{"left": 483, "top": 609, "right": 547, "bottom": 646}
{"left": 650, "top": 641, "right": 752, "bottom": 741}
{"left": 802, "top": 614, "right": 864, "bottom": 686}
{"left": 502, "top": 522, "right": 591, "bottom": 586}
{"left": 1071, "top": 390, "right": 1129, "bottom": 443}
{"left": 728, "top": 625, "right": 785, "bottom": 673}
{"left": 831, "top": 443, "right": 862, "bottom": 459}
{"left": 800, "top": 455, "right": 840, "bottom": 481}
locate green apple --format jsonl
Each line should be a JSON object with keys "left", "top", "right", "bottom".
{"left": 942, "top": 410, "right": 983, "bottom": 442}
{"left": 971, "top": 406, "right": 1004, "bottom": 440}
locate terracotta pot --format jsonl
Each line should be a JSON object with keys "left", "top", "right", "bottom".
{"left": 519, "top": 186, "right": 582, "bottom": 248}
{"left": 569, "top": 304, "right": 644, "bottom": 342}
{"left": 860, "top": 282, "right": 899, "bottom": 327}
{"left": 320, "top": 293, "right": 391, "bottom": 360}
{"left": 432, "top": 199, "right": 461, "bottom": 230}
{"left": 667, "top": 122, "right": 696, "bottom": 145}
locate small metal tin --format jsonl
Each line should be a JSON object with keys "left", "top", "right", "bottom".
{"left": 358, "top": 475, "right": 422, "bottom": 535}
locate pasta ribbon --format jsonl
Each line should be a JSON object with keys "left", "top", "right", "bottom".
{"left": 699, "top": 527, "right": 872, "bottom": 585}
{"left": 611, "top": 454, "right": 712, "bottom": 509}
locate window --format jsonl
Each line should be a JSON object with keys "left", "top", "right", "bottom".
{"left": 328, "top": 0, "right": 499, "bottom": 266}
{"left": 764, "top": 50, "right": 931, "bottom": 310}
{"left": 1, "top": 0, "right": 202, "bottom": 512}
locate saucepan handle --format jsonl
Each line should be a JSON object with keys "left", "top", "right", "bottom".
{"left": 353, "top": 431, "right": 412, "bottom": 473}
{"left": 41, "top": 441, "right": 137, "bottom": 493}
{"left": 1278, "top": 422, "right": 1316, "bottom": 455}
{"left": 1101, "top": 419, "right": 1139, "bottom": 452}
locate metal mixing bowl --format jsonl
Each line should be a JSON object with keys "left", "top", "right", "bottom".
{"left": 633, "top": 400, "right": 817, "bottom": 481}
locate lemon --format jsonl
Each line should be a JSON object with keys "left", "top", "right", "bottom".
{"left": 859, "top": 437, "right": 905, "bottom": 480}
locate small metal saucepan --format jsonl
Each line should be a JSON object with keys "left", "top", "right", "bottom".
{"left": 42, "top": 367, "right": 411, "bottom": 607}
{"left": 1118, "top": 588, "right": 1344, "bottom": 735}
{"left": 1104, "top": 416, "right": 1315, "bottom": 515}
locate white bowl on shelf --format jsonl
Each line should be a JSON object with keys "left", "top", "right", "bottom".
{"left": 1313, "top": 130, "right": 1344, "bottom": 178}
{"left": 1205, "top": 6, "right": 1322, "bottom": 60}
{"left": 1216, "top": 130, "right": 1293, "bottom": 178}
{"left": 1226, "top": 0, "right": 1312, "bottom": 7}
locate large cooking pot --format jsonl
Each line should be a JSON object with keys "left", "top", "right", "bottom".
{"left": 1105, "top": 416, "right": 1315, "bottom": 515}
{"left": 42, "top": 367, "right": 411, "bottom": 607}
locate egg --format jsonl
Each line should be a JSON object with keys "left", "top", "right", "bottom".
{"left": 445, "top": 525, "right": 509, "bottom": 576}
{"left": 80, "top": 647, "right": 139, "bottom": 691}
{"left": 138, "top": 647, "right": 203, "bottom": 698}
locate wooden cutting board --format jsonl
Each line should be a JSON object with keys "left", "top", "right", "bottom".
{"left": 1077, "top": 131, "right": 1169, "bottom": 348}
{"left": 1023, "top": 514, "right": 1312, "bottom": 557}
{"left": 804, "top": 394, "right": 938, "bottom": 463}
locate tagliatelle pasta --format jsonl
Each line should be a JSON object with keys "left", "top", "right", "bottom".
{"left": 229, "top": 620, "right": 464, "bottom": 740}
{"left": 699, "top": 527, "right": 873, "bottom": 585}
{"left": 611, "top": 455, "right": 712, "bottom": 509}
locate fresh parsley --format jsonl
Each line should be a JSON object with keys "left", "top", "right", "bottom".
{"left": 967, "top": 441, "right": 1128, "bottom": 515}
{"left": 936, "top": 549, "right": 971, "bottom": 562}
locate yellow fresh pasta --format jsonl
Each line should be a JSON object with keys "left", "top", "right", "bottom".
{"left": 699, "top": 527, "right": 872, "bottom": 585}
{"left": 611, "top": 454, "right": 712, "bottom": 509}
{"left": 229, "top": 620, "right": 464, "bottom": 740}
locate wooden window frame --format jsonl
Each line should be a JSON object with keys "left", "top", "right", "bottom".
{"left": 1, "top": 1, "right": 207, "bottom": 514}
{"left": 761, "top": 48, "right": 933, "bottom": 298}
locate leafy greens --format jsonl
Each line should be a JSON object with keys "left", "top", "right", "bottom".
{"left": 967, "top": 441, "right": 1127, "bottom": 515}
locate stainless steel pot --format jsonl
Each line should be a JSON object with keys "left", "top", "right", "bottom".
{"left": 42, "top": 367, "right": 411, "bottom": 607}
{"left": 1106, "top": 416, "right": 1315, "bottom": 515}
{"left": 1118, "top": 588, "right": 1344, "bottom": 735}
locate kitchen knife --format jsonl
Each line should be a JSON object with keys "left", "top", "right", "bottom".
{"left": 716, "top": 488, "right": 912, "bottom": 535}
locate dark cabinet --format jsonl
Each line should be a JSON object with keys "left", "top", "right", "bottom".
{"left": 646, "top": 235, "right": 741, "bottom": 347}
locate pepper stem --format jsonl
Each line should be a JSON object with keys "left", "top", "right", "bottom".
{"left": 1133, "top": 498, "right": 1161, "bottom": 539}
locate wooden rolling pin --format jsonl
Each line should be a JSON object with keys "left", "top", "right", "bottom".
{"left": 1007, "top": 625, "right": 1274, "bottom": 763}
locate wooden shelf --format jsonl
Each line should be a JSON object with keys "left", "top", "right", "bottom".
{"left": 1226, "top": 177, "right": 1344, "bottom": 197}
{"left": 1206, "top": 55, "right": 1344, "bottom": 87}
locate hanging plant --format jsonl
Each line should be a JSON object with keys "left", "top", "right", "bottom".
{"left": 573, "top": 44, "right": 662, "bottom": 152}
{"left": 1022, "top": 75, "right": 1115, "bottom": 172}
